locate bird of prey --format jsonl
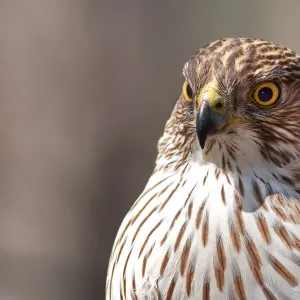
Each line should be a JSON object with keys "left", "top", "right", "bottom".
{"left": 106, "top": 38, "right": 300, "bottom": 300}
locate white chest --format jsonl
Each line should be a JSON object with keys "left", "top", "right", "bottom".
{"left": 107, "top": 163, "right": 300, "bottom": 300}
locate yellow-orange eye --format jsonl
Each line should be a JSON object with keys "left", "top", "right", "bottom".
{"left": 182, "top": 81, "right": 193, "bottom": 102}
{"left": 251, "top": 82, "right": 279, "bottom": 107}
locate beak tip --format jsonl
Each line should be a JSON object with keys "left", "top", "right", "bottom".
{"left": 198, "top": 131, "right": 207, "bottom": 150}
{"left": 200, "top": 139, "right": 206, "bottom": 150}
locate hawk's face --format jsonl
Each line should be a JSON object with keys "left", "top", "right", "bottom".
{"left": 161, "top": 38, "right": 300, "bottom": 171}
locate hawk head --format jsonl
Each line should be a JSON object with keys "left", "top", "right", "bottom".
{"left": 158, "top": 38, "right": 300, "bottom": 172}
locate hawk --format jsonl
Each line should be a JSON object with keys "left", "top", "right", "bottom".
{"left": 106, "top": 38, "right": 300, "bottom": 300}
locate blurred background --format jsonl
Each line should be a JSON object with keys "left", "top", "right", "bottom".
{"left": 1, "top": 0, "right": 300, "bottom": 299}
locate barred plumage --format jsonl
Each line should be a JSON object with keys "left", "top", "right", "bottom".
{"left": 106, "top": 38, "right": 300, "bottom": 299}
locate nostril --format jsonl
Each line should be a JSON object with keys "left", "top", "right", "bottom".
{"left": 215, "top": 102, "right": 223, "bottom": 109}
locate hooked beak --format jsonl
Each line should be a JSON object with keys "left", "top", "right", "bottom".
{"left": 196, "top": 81, "right": 228, "bottom": 149}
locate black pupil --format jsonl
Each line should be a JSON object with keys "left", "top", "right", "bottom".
{"left": 258, "top": 87, "right": 273, "bottom": 102}
{"left": 186, "top": 84, "right": 193, "bottom": 99}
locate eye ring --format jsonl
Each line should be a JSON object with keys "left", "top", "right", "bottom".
{"left": 182, "top": 81, "right": 194, "bottom": 103}
{"left": 251, "top": 82, "right": 280, "bottom": 107}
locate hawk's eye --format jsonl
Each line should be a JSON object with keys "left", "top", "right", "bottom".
{"left": 182, "top": 81, "right": 193, "bottom": 103}
{"left": 251, "top": 82, "right": 279, "bottom": 107}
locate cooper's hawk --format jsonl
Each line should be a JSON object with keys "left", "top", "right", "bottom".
{"left": 106, "top": 38, "right": 300, "bottom": 299}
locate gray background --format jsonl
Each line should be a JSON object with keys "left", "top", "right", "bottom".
{"left": 1, "top": 0, "right": 300, "bottom": 299}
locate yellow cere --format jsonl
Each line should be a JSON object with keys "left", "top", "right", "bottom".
{"left": 197, "top": 81, "right": 220, "bottom": 109}
{"left": 251, "top": 82, "right": 279, "bottom": 107}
